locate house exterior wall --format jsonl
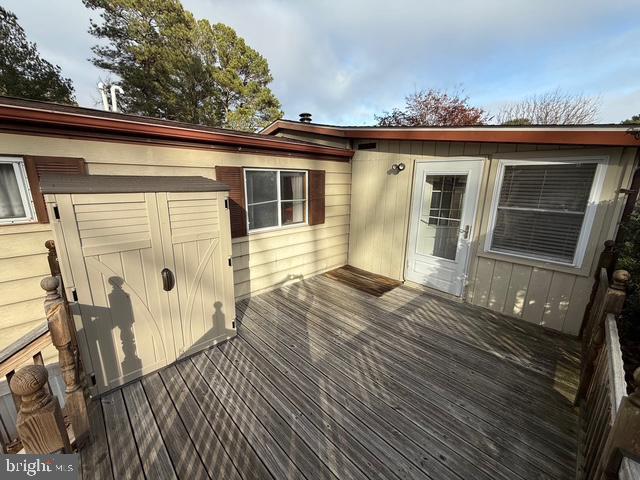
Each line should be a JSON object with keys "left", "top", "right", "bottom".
{"left": 0, "top": 132, "right": 351, "bottom": 354}
{"left": 275, "top": 129, "right": 353, "bottom": 149}
{"left": 348, "top": 140, "right": 638, "bottom": 335}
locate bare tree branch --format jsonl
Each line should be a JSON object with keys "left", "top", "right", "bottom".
{"left": 496, "top": 89, "right": 600, "bottom": 125}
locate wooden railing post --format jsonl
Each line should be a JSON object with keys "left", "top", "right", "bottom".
{"left": 41, "top": 276, "right": 90, "bottom": 447}
{"left": 9, "top": 364, "right": 71, "bottom": 453}
{"left": 598, "top": 368, "right": 640, "bottom": 479}
{"left": 581, "top": 241, "right": 618, "bottom": 337}
{"left": 576, "top": 269, "right": 630, "bottom": 403}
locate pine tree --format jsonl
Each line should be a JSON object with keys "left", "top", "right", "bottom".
{"left": 0, "top": 6, "right": 75, "bottom": 103}
{"left": 83, "top": 0, "right": 282, "bottom": 130}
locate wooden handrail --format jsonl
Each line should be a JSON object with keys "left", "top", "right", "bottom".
{"left": 1, "top": 273, "right": 89, "bottom": 454}
{"left": 576, "top": 268, "right": 629, "bottom": 404}
{"left": 598, "top": 368, "right": 640, "bottom": 479}
{"left": 41, "top": 276, "right": 89, "bottom": 447}
{"left": 0, "top": 323, "right": 51, "bottom": 378}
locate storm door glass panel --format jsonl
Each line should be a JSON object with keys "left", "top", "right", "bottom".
{"left": 246, "top": 170, "right": 278, "bottom": 230}
{"left": 416, "top": 174, "right": 467, "bottom": 260}
{"left": 280, "top": 171, "right": 306, "bottom": 225}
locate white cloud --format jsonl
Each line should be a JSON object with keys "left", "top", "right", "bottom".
{"left": 3, "top": 0, "right": 639, "bottom": 123}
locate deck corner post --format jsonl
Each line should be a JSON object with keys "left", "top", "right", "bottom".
{"left": 605, "top": 270, "right": 630, "bottom": 316}
{"left": 41, "top": 276, "right": 90, "bottom": 447}
{"left": 9, "top": 364, "right": 71, "bottom": 454}
{"left": 598, "top": 368, "right": 640, "bottom": 479}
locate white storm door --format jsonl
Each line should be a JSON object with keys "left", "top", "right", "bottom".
{"left": 405, "top": 160, "right": 482, "bottom": 296}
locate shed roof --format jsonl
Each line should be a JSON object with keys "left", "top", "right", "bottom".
{"left": 40, "top": 174, "right": 229, "bottom": 194}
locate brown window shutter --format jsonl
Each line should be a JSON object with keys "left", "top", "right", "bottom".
{"left": 24, "top": 156, "right": 87, "bottom": 223}
{"left": 308, "top": 170, "right": 326, "bottom": 226}
{"left": 215, "top": 166, "right": 247, "bottom": 238}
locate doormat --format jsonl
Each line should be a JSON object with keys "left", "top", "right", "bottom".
{"left": 325, "top": 265, "right": 401, "bottom": 297}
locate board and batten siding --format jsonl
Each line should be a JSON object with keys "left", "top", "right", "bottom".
{"left": 0, "top": 132, "right": 350, "bottom": 354}
{"left": 348, "top": 140, "right": 637, "bottom": 335}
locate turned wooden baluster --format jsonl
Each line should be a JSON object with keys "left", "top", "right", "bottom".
{"left": 598, "top": 368, "right": 640, "bottom": 479}
{"left": 41, "top": 276, "right": 90, "bottom": 447}
{"left": 9, "top": 364, "right": 71, "bottom": 453}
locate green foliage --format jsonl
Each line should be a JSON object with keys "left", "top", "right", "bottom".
{"left": 621, "top": 114, "right": 640, "bottom": 125}
{"left": 501, "top": 118, "right": 532, "bottom": 126}
{"left": 83, "top": 0, "right": 282, "bottom": 131}
{"left": 0, "top": 6, "right": 75, "bottom": 103}
{"left": 617, "top": 204, "right": 640, "bottom": 390}
{"left": 618, "top": 206, "right": 640, "bottom": 317}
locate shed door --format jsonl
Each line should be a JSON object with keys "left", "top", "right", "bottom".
{"left": 157, "top": 192, "right": 236, "bottom": 359}
{"left": 58, "top": 192, "right": 176, "bottom": 392}
{"left": 405, "top": 160, "right": 482, "bottom": 296}
{"left": 51, "top": 191, "right": 235, "bottom": 394}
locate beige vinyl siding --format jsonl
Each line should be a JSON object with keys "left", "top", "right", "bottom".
{"left": 275, "top": 129, "right": 352, "bottom": 149}
{"left": 348, "top": 139, "right": 637, "bottom": 334}
{"left": 0, "top": 133, "right": 351, "bottom": 354}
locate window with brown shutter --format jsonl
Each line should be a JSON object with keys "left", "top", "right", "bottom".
{"left": 23, "top": 156, "right": 87, "bottom": 223}
{"left": 308, "top": 170, "right": 325, "bottom": 226}
{"left": 215, "top": 165, "right": 247, "bottom": 238}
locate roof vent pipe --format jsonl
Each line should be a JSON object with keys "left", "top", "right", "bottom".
{"left": 97, "top": 83, "right": 109, "bottom": 111}
{"left": 299, "top": 113, "right": 312, "bottom": 123}
{"left": 110, "top": 85, "right": 124, "bottom": 113}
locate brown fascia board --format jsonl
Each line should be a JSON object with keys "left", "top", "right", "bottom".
{"left": 0, "top": 101, "right": 353, "bottom": 160}
{"left": 262, "top": 120, "right": 640, "bottom": 147}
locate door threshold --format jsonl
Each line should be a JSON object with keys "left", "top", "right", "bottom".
{"left": 402, "top": 280, "right": 465, "bottom": 303}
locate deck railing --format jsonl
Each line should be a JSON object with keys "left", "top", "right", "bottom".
{"left": 0, "top": 240, "right": 89, "bottom": 454}
{"left": 576, "top": 254, "right": 640, "bottom": 478}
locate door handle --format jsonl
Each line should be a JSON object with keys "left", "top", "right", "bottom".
{"left": 461, "top": 225, "right": 471, "bottom": 240}
{"left": 161, "top": 268, "right": 175, "bottom": 291}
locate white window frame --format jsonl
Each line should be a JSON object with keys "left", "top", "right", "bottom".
{"left": 0, "top": 156, "right": 37, "bottom": 225}
{"left": 484, "top": 156, "right": 608, "bottom": 268}
{"left": 244, "top": 168, "right": 309, "bottom": 234}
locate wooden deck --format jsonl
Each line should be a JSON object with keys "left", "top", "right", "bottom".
{"left": 78, "top": 273, "right": 581, "bottom": 480}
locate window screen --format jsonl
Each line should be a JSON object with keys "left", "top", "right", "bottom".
{"left": 490, "top": 162, "right": 598, "bottom": 263}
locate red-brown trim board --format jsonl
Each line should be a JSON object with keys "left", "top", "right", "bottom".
{"left": 0, "top": 97, "right": 353, "bottom": 160}
{"left": 262, "top": 119, "right": 640, "bottom": 147}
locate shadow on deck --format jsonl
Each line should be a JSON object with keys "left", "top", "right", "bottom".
{"left": 79, "top": 273, "right": 580, "bottom": 480}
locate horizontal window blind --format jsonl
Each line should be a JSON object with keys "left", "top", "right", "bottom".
{"left": 491, "top": 162, "right": 598, "bottom": 263}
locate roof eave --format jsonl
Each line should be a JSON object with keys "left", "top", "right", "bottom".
{"left": 0, "top": 105, "right": 353, "bottom": 159}
{"left": 262, "top": 120, "right": 640, "bottom": 147}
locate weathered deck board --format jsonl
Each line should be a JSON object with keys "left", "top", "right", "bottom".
{"left": 239, "top": 295, "right": 570, "bottom": 479}
{"left": 140, "top": 373, "right": 210, "bottom": 480}
{"left": 80, "top": 274, "right": 580, "bottom": 480}
{"left": 101, "top": 390, "right": 144, "bottom": 480}
{"left": 159, "top": 365, "right": 242, "bottom": 480}
{"left": 122, "top": 382, "right": 177, "bottom": 480}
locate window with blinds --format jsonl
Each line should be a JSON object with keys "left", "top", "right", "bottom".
{"left": 489, "top": 162, "right": 599, "bottom": 263}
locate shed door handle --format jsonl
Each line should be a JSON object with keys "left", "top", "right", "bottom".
{"left": 161, "top": 268, "right": 175, "bottom": 291}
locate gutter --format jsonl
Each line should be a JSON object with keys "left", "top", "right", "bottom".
{"left": 0, "top": 104, "right": 354, "bottom": 159}
{"left": 262, "top": 120, "right": 640, "bottom": 147}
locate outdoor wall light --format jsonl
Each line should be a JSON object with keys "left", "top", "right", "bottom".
{"left": 391, "top": 163, "right": 406, "bottom": 174}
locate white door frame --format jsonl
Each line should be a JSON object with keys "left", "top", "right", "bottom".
{"left": 405, "top": 159, "right": 484, "bottom": 297}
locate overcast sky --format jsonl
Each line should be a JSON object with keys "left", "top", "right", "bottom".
{"left": 4, "top": 0, "right": 640, "bottom": 125}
